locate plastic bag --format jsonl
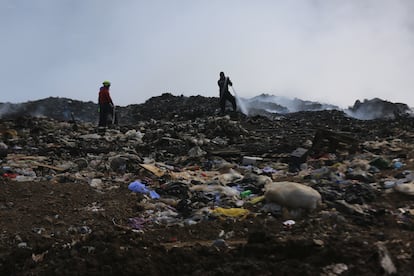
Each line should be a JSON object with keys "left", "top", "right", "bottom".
{"left": 128, "top": 180, "right": 160, "bottom": 199}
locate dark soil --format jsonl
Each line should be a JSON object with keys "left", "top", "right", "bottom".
{"left": 1, "top": 171, "right": 414, "bottom": 275}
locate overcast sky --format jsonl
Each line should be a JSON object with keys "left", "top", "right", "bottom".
{"left": 1, "top": 0, "right": 413, "bottom": 108}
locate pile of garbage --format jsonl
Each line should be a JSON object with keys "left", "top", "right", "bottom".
{"left": 1, "top": 111, "right": 414, "bottom": 210}
{"left": 1, "top": 94, "right": 414, "bottom": 274}
{"left": 347, "top": 98, "right": 411, "bottom": 120}
{"left": 1, "top": 94, "right": 412, "bottom": 124}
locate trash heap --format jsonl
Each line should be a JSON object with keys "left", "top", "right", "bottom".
{"left": 1, "top": 96, "right": 414, "bottom": 275}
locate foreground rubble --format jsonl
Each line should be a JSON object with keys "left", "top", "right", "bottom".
{"left": 1, "top": 100, "right": 414, "bottom": 275}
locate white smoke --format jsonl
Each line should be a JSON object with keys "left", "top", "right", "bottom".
{"left": 0, "top": 103, "right": 14, "bottom": 118}
{"left": 231, "top": 87, "right": 249, "bottom": 115}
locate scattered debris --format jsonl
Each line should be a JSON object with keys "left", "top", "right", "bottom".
{"left": 1, "top": 94, "right": 414, "bottom": 275}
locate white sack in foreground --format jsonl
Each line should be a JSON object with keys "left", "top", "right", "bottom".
{"left": 264, "top": 181, "right": 322, "bottom": 210}
{"left": 394, "top": 182, "right": 414, "bottom": 196}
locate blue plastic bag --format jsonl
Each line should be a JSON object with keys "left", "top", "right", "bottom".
{"left": 149, "top": 190, "right": 160, "bottom": 199}
{"left": 128, "top": 180, "right": 149, "bottom": 193}
{"left": 128, "top": 180, "right": 160, "bottom": 199}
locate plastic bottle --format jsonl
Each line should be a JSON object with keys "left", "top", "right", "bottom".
{"left": 393, "top": 161, "right": 403, "bottom": 169}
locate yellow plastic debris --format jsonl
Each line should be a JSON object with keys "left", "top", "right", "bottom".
{"left": 212, "top": 207, "right": 249, "bottom": 218}
{"left": 249, "top": 195, "right": 265, "bottom": 204}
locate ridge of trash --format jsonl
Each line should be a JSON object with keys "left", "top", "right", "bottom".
{"left": 0, "top": 93, "right": 411, "bottom": 123}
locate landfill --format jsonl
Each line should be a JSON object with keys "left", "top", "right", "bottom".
{"left": 1, "top": 94, "right": 414, "bottom": 275}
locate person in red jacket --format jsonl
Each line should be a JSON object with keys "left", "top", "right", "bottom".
{"left": 98, "top": 80, "right": 114, "bottom": 127}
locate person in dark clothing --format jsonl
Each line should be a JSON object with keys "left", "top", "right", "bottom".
{"left": 218, "top": 72, "right": 237, "bottom": 113}
{"left": 98, "top": 80, "right": 114, "bottom": 127}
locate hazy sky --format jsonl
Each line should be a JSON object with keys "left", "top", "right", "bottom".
{"left": 1, "top": 0, "right": 414, "bottom": 108}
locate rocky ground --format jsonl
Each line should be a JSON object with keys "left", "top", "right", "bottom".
{"left": 1, "top": 95, "right": 414, "bottom": 275}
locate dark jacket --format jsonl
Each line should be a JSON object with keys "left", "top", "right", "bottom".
{"left": 218, "top": 77, "right": 233, "bottom": 98}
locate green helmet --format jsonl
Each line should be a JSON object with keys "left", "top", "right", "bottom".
{"left": 102, "top": 80, "right": 111, "bottom": 86}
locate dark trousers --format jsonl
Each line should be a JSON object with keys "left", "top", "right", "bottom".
{"left": 98, "top": 103, "right": 113, "bottom": 127}
{"left": 220, "top": 91, "right": 237, "bottom": 113}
